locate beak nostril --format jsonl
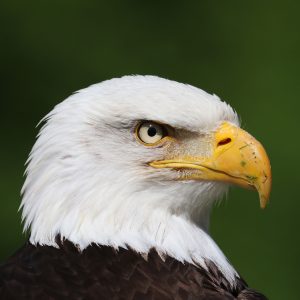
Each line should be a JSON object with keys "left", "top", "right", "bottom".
{"left": 217, "top": 138, "right": 232, "bottom": 147}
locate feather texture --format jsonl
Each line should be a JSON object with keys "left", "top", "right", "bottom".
{"left": 0, "top": 239, "right": 267, "bottom": 300}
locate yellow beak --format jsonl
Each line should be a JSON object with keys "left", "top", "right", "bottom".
{"left": 150, "top": 122, "right": 272, "bottom": 208}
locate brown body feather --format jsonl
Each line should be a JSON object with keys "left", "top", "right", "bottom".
{"left": 0, "top": 239, "right": 267, "bottom": 300}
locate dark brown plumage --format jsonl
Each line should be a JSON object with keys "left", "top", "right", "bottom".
{"left": 0, "top": 238, "right": 267, "bottom": 300}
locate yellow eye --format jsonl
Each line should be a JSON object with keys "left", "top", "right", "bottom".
{"left": 137, "top": 122, "right": 166, "bottom": 144}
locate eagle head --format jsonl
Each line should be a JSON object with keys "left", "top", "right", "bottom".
{"left": 20, "top": 75, "right": 271, "bottom": 284}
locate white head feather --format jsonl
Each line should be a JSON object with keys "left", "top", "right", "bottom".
{"left": 21, "top": 75, "right": 240, "bottom": 285}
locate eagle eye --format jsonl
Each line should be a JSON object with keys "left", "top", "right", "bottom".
{"left": 136, "top": 121, "right": 168, "bottom": 145}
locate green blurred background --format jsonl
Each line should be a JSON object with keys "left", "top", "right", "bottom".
{"left": 0, "top": 1, "right": 299, "bottom": 299}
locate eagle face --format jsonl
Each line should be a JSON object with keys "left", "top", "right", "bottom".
{"left": 20, "top": 75, "right": 271, "bottom": 285}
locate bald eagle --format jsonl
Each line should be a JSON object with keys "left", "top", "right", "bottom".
{"left": 0, "top": 76, "right": 271, "bottom": 299}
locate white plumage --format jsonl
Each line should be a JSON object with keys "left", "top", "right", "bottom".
{"left": 21, "top": 75, "right": 242, "bottom": 285}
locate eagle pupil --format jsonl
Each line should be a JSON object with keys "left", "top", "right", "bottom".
{"left": 148, "top": 126, "right": 157, "bottom": 137}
